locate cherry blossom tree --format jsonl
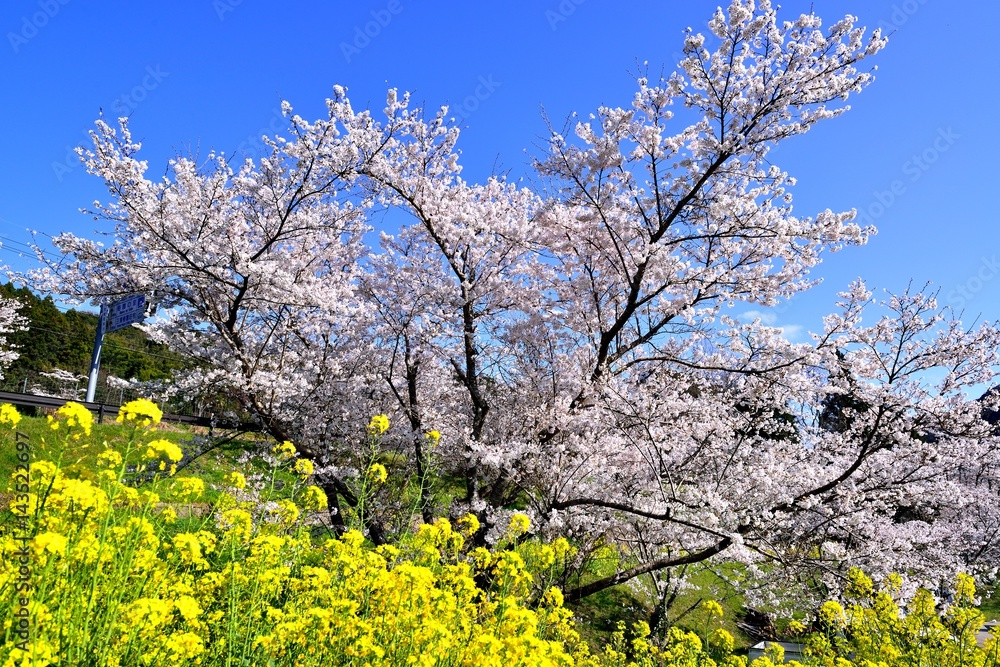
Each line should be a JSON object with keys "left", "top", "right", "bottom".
{"left": 25, "top": 0, "right": 1000, "bottom": 612}
{"left": 26, "top": 94, "right": 392, "bottom": 528}
{"left": 0, "top": 283, "right": 25, "bottom": 381}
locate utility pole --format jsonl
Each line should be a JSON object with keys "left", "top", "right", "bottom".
{"left": 85, "top": 302, "right": 108, "bottom": 403}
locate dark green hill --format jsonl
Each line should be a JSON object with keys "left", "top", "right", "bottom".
{"left": 0, "top": 282, "right": 187, "bottom": 388}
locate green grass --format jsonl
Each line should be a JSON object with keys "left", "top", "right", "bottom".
{"left": 0, "top": 410, "right": 190, "bottom": 481}
{"left": 0, "top": 409, "right": 298, "bottom": 508}
{"left": 980, "top": 584, "right": 1000, "bottom": 621}
{"left": 570, "top": 584, "right": 651, "bottom": 648}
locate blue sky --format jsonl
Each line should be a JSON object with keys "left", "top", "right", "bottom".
{"left": 1, "top": 0, "right": 997, "bottom": 340}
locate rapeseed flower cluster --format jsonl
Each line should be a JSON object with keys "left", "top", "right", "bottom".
{"left": 272, "top": 440, "right": 296, "bottom": 460}
{"left": 46, "top": 401, "right": 93, "bottom": 438}
{"left": 223, "top": 471, "right": 246, "bottom": 489}
{"left": 367, "top": 413, "right": 389, "bottom": 435}
{"left": 366, "top": 462, "right": 388, "bottom": 484}
{"left": 144, "top": 438, "right": 183, "bottom": 473}
{"left": 0, "top": 403, "right": 21, "bottom": 427}
{"left": 293, "top": 458, "right": 314, "bottom": 476}
{"left": 116, "top": 397, "right": 163, "bottom": 427}
{"left": 169, "top": 476, "right": 205, "bottom": 502}
{"left": 0, "top": 403, "right": 601, "bottom": 666}
{"left": 300, "top": 485, "right": 328, "bottom": 511}
{"left": 3, "top": 402, "right": 996, "bottom": 667}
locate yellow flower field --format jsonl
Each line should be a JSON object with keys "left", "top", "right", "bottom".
{"left": 2, "top": 401, "right": 999, "bottom": 667}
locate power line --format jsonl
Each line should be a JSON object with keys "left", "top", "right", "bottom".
{"left": 0, "top": 235, "right": 64, "bottom": 260}
{"left": 0, "top": 239, "right": 68, "bottom": 275}
{"left": 0, "top": 218, "right": 71, "bottom": 258}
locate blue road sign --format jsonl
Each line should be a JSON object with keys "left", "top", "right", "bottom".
{"left": 107, "top": 294, "right": 146, "bottom": 332}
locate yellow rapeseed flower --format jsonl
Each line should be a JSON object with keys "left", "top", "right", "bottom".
{"left": 846, "top": 567, "right": 874, "bottom": 599}
{"left": 28, "top": 460, "right": 59, "bottom": 486}
{"left": 116, "top": 397, "right": 163, "bottom": 427}
{"left": 219, "top": 508, "right": 253, "bottom": 539}
{"left": 702, "top": 600, "right": 725, "bottom": 617}
{"left": 270, "top": 499, "right": 300, "bottom": 525}
{"left": 62, "top": 530, "right": 96, "bottom": 565}
{"left": 710, "top": 628, "right": 736, "bottom": 653}
{"left": 543, "top": 586, "right": 564, "bottom": 607}
{"left": 223, "top": 471, "right": 247, "bottom": 489}
{"left": 294, "top": 458, "right": 314, "bottom": 476}
{"left": 0, "top": 403, "right": 21, "bottom": 427}
{"left": 366, "top": 463, "right": 388, "bottom": 484}
{"left": 96, "top": 449, "right": 123, "bottom": 469}
{"left": 507, "top": 513, "right": 531, "bottom": 537}
{"left": 144, "top": 439, "right": 183, "bottom": 465}
{"left": 956, "top": 572, "right": 977, "bottom": 606}
{"left": 109, "top": 480, "right": 139, "bottom": 507}
{"left": 2, "top": 639, "right": 57, "bottom": 667}
{"left": 138, "top": 489, "right": 160, "bottom": 506}
{"left": 173, "top": 595, "right": 202, "bottom": 622}
{"left": 457, "top": 513, "right": 481, "bottom": 536}
{"left": 472, "top": 547, "right": 493, "bottom": 569}
{"left": 272, "top": 440, "right": 296, "bottom": 461}
{"left": 47, "top": 401, "right": 93, "bottom": 437}
{"left": 819, "top": 600, "right": 847, "bottom": 627}
{"left": 551, "top": 537, "right": 574, "bottom": 560}
{"left": 492, "top": 551, "right": 532, "bottom": 593}
{"left": 32, "top": 531, "right": 68, "bottom": 557}
{"left": 48, "top": 477, "right": 109, "bottom": 516}
{"left": 171, "top": 532, "right": 209, "bottom": 569}
{"left": 162, "top": 631, "right": 205, "bottom": 661}
{"left": 171, "top": 477, "right": 205, "bottom": 502}
{"left": 128, "top": 597, "right": 173, "bottom": 632}
{"left": 301, "top": 485, "right": 328, "bottom": 511}
{"left": 425, "top": 429, "right": 441, "bottom": 445}
{"left": 196, "top": 530, "right": 217, "bottom": 554}
{"left": 367, "top": 414, "right": 390, "bottom": 435}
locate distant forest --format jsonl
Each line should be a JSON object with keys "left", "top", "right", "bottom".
{"left": 0, "top": 282, "right": 187, "bottom": 388}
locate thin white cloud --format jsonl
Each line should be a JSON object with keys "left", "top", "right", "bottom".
{"left": 737, "top": 310, "right": 807, "bottom": 343}
{"left": 738, "top": 310, "right": 777, "bottom": 326}
{"left": 777, "top": 324, "right": 805, "bottom": 342}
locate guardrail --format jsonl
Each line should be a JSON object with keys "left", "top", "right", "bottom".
{"left": 0, "top": 390, "right": 257, "bottom": 431}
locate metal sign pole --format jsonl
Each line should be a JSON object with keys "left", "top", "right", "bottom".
{"left": 85, "top": 302, "right": 108, "bottom": 403}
